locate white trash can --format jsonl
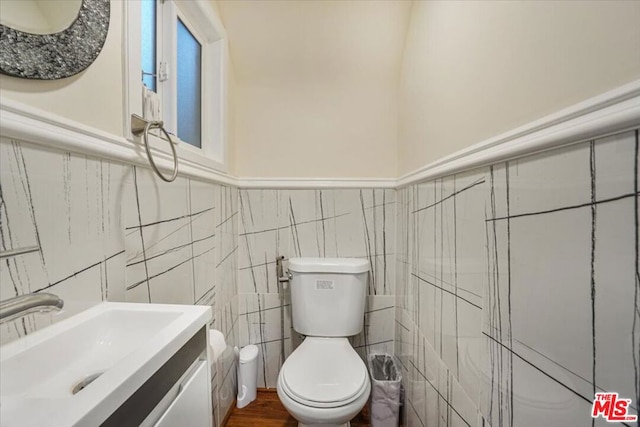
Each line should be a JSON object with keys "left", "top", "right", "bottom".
{"left": 368, "top": 354, "right": 402, "bottom": 427}
{"left": 236, "top": 344, "right": 259, "bottom": 409}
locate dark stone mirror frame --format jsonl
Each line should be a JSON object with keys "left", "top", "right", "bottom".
{"left": 0, "top": 0, "right": 110, "bottom": 80}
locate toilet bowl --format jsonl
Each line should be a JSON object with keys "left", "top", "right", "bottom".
{"left": 276, "top": 258, "right": 372, "bottom": 427}
{"left": 277, "top": 338, "right": 371, "bottom": 427}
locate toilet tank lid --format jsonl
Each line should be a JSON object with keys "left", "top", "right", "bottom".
{"left": 288, "top": 258, "right": 369, "bottom": 274}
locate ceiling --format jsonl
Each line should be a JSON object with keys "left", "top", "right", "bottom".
{"left": 216, "top": 0, "right": 413, "bottom": 89}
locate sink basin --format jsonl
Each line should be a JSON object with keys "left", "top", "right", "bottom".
{"left": 0, "top": 302, "right": 212, "bottom": 426}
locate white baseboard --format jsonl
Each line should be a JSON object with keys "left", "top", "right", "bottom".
{"left": 2, "top": 80, "right": 639, "bottom": 189}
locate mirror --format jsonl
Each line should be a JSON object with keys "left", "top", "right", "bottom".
{"left": 0, "top": 0, "right": 110, "bottom": 80}
{"left": 0, "top": 0, "right": 82, "bottom": 35}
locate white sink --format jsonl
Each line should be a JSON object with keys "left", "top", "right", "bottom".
{"left": 0, "top": 302, "right": 212, "bottom": 426}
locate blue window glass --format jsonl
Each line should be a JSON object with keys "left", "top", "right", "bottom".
{"left": 141, "top": 0, "right": 157, "bottom": 91}
{"left": 177, "top": 19, "right": 202, "bottom": 148}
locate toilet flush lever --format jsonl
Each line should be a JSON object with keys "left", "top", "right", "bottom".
{"left": 276, "top": 256, "right": 292, "bottom": 283}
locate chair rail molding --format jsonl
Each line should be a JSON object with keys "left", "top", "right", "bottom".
{"left": 1, "top": 79, "right": 638, "bottom": 189}
{"left": 397, "top": 79, "right": 640, "bottom": 187}
{"left": 0, "top": 97, "right": 237, "bottom": 186}
{"left": 236, "top": 177, "right": 397, "bottom": 189}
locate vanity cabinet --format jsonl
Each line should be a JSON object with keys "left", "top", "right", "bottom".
{"left": 153, "top": 360, "right": 209, "bottom": 427}
{"left": 142, "top": 360, "right": 211, "bottom": 427}
{"left": 102, "top": 327, "right": 212, "bottom": 427}
{"left": 0, "top": 302, "right": 213, "bottom": 427}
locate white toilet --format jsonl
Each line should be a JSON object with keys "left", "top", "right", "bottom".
{"left": 277, "top": 257, "right": 371, "bottom": 427}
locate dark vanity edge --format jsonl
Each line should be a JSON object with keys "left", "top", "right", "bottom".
{"left": 101, "top": 327, "right": 207, "bottom": 427}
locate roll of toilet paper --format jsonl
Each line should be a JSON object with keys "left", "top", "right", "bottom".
{"left": 208, "top": 329, "right": 227, "bottom": 363}
{"left": 142, "top": 85, "right": 161, "bottom": 122}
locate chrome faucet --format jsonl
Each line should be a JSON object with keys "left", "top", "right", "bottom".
{"left": 0, "top": 293, "right": 64, "bottom": 324}
{"left": 0, "top": 246, "right": 62, "bottom": 323}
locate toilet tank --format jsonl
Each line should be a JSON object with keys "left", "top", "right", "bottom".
{"left": 288, "top": 258, "right": 369, "bottom": 337}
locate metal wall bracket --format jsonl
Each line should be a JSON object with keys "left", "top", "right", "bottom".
{"left": 130, "top": 114, "right": 179, "bottom": 182}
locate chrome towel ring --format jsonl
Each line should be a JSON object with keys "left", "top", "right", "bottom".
{"left": 131, "top": 114, "right": 179, "bottom": 182}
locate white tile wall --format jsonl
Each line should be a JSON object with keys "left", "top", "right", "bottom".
{"left": 0, "top": 138, "right": 126, "bottom": 344}
{"left": 237, "top": 188, "right": 396, "bottom": 387}
{"left": 0, "top": 138, "right": 239, "bottom": 426}
{"left": 395, "top": 129, "right": 640, "bottom": 427}
{"left": 3, "top": 127, "right": 638, "bottom": 427}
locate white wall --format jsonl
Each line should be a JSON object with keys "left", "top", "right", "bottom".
{"left": 0, "top": 1, "right": 124, "bottom": 136}
{"left": 398, "top": 0, "right": 640, "bottom": 176}
{"left": 226, "top": 60, "right": 237, "bottom": 175}
{"left": 235, "top": 83, "right": 398, "bottom": 178}
{"left": 0, "top": 0, "right": 238, "bottom": 176}
{"left": 219, "top": 0, "right": 411, "bottom": 178}
{"left": 3, "top": 1, "right": 638, "bottom": 181}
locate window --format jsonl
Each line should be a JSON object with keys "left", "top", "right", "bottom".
{"left": 140, "top": 0, "right": 157, "bottom": 92}
{"left": 126, "top": 0, "right": 228, "bottom": 172}
{"left": 176, "top": 18, "right": 202, "bottom": 148}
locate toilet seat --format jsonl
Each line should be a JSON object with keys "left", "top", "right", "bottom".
{"left": 280, "top": 337, "right": 368, "bottom": 408}
{"left": 280, "top": 374, "right": 369, "bottom": 409}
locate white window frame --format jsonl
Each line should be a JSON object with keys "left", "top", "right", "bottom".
{"left": 124, "top": 0, "right": 228, "bottom": 173}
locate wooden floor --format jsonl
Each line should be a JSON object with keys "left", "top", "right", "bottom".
{"left": 224, "top": 389, "right": 370, "bottom": 427}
